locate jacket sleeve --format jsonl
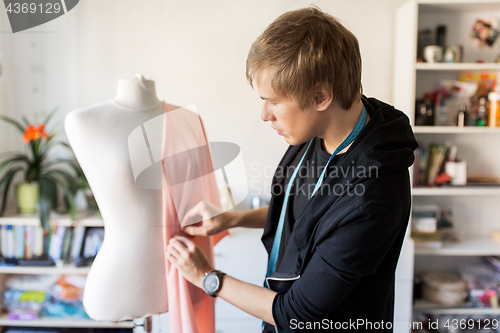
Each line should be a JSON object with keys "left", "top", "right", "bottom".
{"left": 271, "top": 203, "right": 399, "bottom": 331}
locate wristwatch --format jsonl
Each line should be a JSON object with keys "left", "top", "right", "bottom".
{"left": 202, "top": 270, "right": 226, "bottom": 297}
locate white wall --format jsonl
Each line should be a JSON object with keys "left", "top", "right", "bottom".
{"left": 0, "top": 16, "right": 8, "bottom": 150}
{"left": 0, "top": 0, "right": 408, "bottom": 205}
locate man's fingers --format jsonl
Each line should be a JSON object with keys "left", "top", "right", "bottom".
{"left": 175, "top": 236, "right": 196, "bottom": 251}
{"left": 169, "top": 237, "right": 188, "bottom": 254}
{"left": 184, "top": 225, "right": 209, "bottom": 237}
{"left": 181, "top": 201, "right": 206, "bottom": 226}
{"left": 167, "top": 243, "right": 181, "bottom": 258}
{"left": 166, "top": 252, "right": 179, "bottom": 266}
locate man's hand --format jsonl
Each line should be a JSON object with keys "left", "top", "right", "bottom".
{"left": 166, "top": 235, "right": 214, "bottom": 289}
{"left": 181, "top": 200, "right": 233, "bottom": 236}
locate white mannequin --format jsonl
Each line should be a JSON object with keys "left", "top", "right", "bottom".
{"left": 65, "top": 75, "right": 178, "bottom": 321}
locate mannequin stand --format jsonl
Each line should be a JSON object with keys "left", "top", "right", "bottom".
{"left": 133, "top": 316, "right": 153, "bottom": 333}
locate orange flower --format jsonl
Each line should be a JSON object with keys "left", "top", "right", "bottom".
{"left": 22, "top": 124, "right": 49, "bottom": 144}
{"left": 23, "top": 125, "right": 38, "bottom": 144}
{"left": 37, "top": 124, "right": 49, "bottom": 140}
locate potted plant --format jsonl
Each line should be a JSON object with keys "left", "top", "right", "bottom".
{"left": 0, "top": 109, "right": 79, "bottom": 229}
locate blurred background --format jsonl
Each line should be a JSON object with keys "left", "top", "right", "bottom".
{"left": 0, "top": 0, "right": 407, "bottom": 204}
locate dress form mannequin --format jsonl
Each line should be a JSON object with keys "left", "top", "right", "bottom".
{"left": 65, "top": 75, "right": 178, "bottom": 320}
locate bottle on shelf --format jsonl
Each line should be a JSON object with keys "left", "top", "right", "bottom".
{"left": 457, "top": 103, "right": 467, "bottom": 127}
{"left": 415, "top": 98, "right": 435, "bottom": 126}
{"left": 488, "top": 88, "right": 500, "bottom": 127}
{"left": 477, "top": 97, "right": 488, "bottom": 127}
{"left": 436, "top": 95, "right": 450, "bottom": 126}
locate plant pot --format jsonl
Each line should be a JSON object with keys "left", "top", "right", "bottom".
{"left": 17, "top": 182, "right": 39, "bottom": 215}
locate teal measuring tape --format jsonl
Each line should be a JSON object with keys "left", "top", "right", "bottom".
{"left": 264, "top": 105, "right": 368, "bottom": 287}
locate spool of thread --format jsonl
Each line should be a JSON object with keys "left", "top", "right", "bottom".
{"left": 421, "top": 272, "right": 468, "bottom": 306}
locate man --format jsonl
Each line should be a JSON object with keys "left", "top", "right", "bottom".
{"left": 166, "top": 6, "right": 418, "bottom": 332}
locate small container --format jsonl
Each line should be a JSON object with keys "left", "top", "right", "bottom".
{"left": 488, "top": 91, "right": 500, "bottom": 127}
{"left": 445, "top": 161, "right": 467, "bottom": 185}
{"left": 436, "top": 98, "right": 449, "bottom": 126}
{"left": 424, "top": 45, "right": 443, "bottom": 63}
{"left": 477, "top": 97, "right": 488, "bottom": 126}
{"left": 457, "top": 103, "right": 467, "bottom": 127}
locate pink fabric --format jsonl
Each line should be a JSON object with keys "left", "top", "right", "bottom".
{"left": 160, "top": 102, "right": 227, "bottom": 333}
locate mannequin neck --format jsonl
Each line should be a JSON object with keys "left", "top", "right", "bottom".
{"left": 113, "top": 75, "right": 162, "bottom": 111}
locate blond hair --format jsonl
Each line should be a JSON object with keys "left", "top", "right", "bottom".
{"left": 246, "top": 6, "right": 362, "bottom": 110}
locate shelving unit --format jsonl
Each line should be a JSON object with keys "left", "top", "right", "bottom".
{"left": 413, "top": 300, "right": 500, "bottom": 315}
{"left": 415, "top": 237, "right": 500, "bottom": 255}
{"left": 416, "top": 63, "right": 500, "bottom": 70}
{"left": 412, "top": 186, "right": 500, "bottom": 196}
{"left": 0, "top": 315, "right": 135, "bottom": 328}
{"left": 0, "top": 263, "right": 90, "bottom": 275}
{"left": 0, "top": 212, "right": 133, "bottom": 330}
{"left": 414, "top": 125, "right": 500, "bottom": 133}
{"left": 0, "top": 211, "right": 103, "bottom": 227}
{"left": 394, "top": 0, "right": 500, "bottom": 330}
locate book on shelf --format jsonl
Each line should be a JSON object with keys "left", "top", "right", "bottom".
{"left": 412, "top": 230, "right": 443, "bottom": 249}
{"left": 414, "top": 142, "right": 500, "bottom": 188}
{"left": 0, "top": 224, "right": 104, "bottom": 266}
{"left": 414, "top": 143, "right": 449, "bottom": 187}
{"left": 70, "top": 226, "right": 85, "bottom": 261}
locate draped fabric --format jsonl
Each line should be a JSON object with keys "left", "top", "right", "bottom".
{"left": 160, "top": 102, "right": 227, "bottom": 333}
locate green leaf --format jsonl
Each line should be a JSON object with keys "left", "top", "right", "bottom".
{"left": 0, "top": 174, "right": 15, "bottom": 217}
{"left": 37, "top": 196, "right": 50, "bottom": 230}
{"left": 21, "top": 115, "right": 31, "bottom": 127}
{"left": 0, "top": 155, "right": 28, "bottom": 176}
{"left": 38, "top": 177, "right": 58, "bottom": 230}
{"left": 39, "top": 176, "right": 58, "bottom": 211}
{"left": 42, "top": 158, "right": 81, "bottom": 176}
{"left": 39, "top": 139, "right": 68, "bottom": 158}
{"left": 34, "top": 138, "right": 41, "bottom": 159}
{"left": 60, "top": 142, "right": 73, "bottom": 150}
{"left": 43, "top": 107, "right": 59, "bottom": 127}
{"left": 41, "top": 169, "right": 77, "bottom": 193}
{"left": 28, "top": 139, "right": 37, "bottom": 160}
{"left": 0, "top": 115, "right": 25, "bottom": 134}
{"left": 61, "top": 186, "right": 77, "bottom": 220}
{"left": 0, "top": 166, "right": 25, "bottom": 216}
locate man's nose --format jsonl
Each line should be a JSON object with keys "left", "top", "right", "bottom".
{"left": 261, "top": 103, "right": 275, "bottom": 122}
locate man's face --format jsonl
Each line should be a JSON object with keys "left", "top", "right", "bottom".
{"left": 253, "top": 68, "right": 322, "bottom": 146}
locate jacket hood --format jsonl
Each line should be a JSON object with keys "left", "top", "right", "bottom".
{"left": 353, "top": 95, "right": 418, "bottom": 174}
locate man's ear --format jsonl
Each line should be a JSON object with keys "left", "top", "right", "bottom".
{"left": 313, "top": 83, "right": 333, "bottom": 112}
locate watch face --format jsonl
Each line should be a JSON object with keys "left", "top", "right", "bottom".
{"left": 203, "top": 273, "right": 220, "bottom": 293}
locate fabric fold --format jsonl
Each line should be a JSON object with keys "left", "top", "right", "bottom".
{"left": 160, "top": 102, "right": 228, "bottom": 333}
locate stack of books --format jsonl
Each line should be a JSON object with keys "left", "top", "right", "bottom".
{"left": 0, "top": 225, "right": 104, "bottom": 265}
{"left": 413, "top": 143, "right": 449, "bottom": 187}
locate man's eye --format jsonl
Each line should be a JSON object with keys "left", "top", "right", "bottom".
{"left": 270, "top": 102, "right": 277, "bottom": 106}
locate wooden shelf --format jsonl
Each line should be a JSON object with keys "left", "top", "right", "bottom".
{"left": 414, "top": 126, "right": 500, "bottom": 134}
{"left": 0, "top": 263, "right": 90, "bottom": 275}
{"left": 0, "top": 212, "right": 103, "bottom": 227}
{"left": 0, "top": 314, "right": 135, "bottom": 328}
{"left": 412, "top": 186, "right": 500, "bottom": 196}
{"left": 415, "top": 237, "right": 500, "bottom": 256}
{"left": 413, "top": 299, "right": 500, "bottom": 315}
{"left": 415, "top": 63, "right": 500, "bottom": 71}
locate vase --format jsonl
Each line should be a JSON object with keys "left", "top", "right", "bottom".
{"left": 17, "top": 182, "right": 39, "bottom": 215}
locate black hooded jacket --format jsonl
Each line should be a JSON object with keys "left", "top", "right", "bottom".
{"left": 261, "top": 96, "right": 418, "bottom": 332}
